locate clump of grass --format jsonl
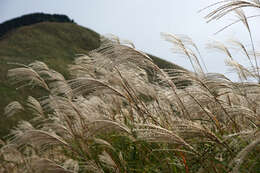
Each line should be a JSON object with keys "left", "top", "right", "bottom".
{"left": 1, "top": 0, "right": 260, "bottom": 172}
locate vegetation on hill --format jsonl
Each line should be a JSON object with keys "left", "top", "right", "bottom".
{"left": 0, "top": 13, "right": 74, "bottom": 38}
{"left": 3, "top": 1, "right": 260, "bottom": 172}
{"left": 1, "top": 33, "right": 260, "bottom": 172}
{"left": 0, "top": 22, "right": 101, "bottom": 136}
{"left": 0, "top": 17, "right": 184, "bottom": 137}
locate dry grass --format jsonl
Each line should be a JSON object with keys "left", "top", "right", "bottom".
{"left": 1, "top": 0, "right": 260, "bottom": 172}
{"left": 1, "top": 39, "right": 259, "bottom": 172}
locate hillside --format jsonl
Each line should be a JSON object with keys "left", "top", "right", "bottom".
{"left": 0, "top": 20, "right": 185, "bottom": 137}
{"left": 0, "top": 21, "right": 102, "bottom": 136}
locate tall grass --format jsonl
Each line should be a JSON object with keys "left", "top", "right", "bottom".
{"left": 1, "top": 0, "right": 260, "bottom": 172}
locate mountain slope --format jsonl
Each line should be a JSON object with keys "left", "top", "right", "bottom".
{"left": 0, "top": 22, "right": 101, "bottom": 136}
{"left": 0, "top": 22, "right": 100, "bottom": 75}
{"left": 0, "top": 20, "right": 185, "bottom": 137}
{"left": 0, "top": 22, "right": 99, "bottom": 105}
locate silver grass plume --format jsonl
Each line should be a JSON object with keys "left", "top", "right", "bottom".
{"left": 4, "top": 101, "right": 24, "bottom": 117}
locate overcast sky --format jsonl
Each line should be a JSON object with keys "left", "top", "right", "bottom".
{"left": 1, "top": 0, "right": 260, "bottom": 80}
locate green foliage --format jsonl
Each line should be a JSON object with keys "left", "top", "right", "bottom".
{"left": 0, "top": 13, "right": 74, "bottom": 38}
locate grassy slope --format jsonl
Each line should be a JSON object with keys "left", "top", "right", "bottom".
{"left": 0, "top": 22, "right": 100, "bottom": 136}
{"left": 0, "top": 22, "right": 185, "bottom": 136}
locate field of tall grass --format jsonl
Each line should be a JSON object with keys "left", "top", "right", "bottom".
{"left": 1, "top": 1, "right": 260, "bottom": 172}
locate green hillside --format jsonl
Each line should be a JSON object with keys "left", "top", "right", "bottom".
{"left": 0, "top": 22, "right": 99, "bottom": 107}
{"left": 0, "top": 21, "right": 185, "bottom": 137}
{"left": 0, "top": 22, "right": 101, "bottom": 136}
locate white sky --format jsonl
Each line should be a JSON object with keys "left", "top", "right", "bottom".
{"left": 1, "top": 0, "right": 260, "bottom": 80}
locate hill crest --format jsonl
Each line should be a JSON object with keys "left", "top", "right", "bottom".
{"left": 0, "top": 12, "right": 74, "bottom": 38}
